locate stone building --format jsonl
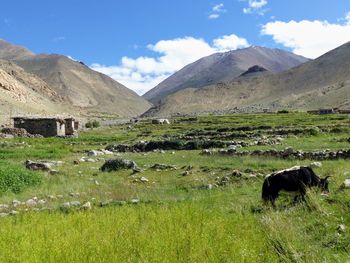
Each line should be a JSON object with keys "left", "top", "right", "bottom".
{"left": 13, "top": 117, "right": 79, "bottom": 137}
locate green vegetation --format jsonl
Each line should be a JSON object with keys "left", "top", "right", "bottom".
{"left": 0, "top": 112, "right": 349, "bottom": 262}
{"left": 0, "top": 161, "right": 41, "bottom": 193}
{"left": 85, "top": 120, "right": 101, "bottom": 129}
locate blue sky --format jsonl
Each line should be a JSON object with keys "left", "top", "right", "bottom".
{"left": 1, "top": 0, "right": 350, "bottom": 94}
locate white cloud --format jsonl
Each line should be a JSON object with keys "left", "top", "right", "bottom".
{"left": 208, "top": 3, "right": 226, "bottom": 19}
{"left": 91, "top": 34, "right": 249, "bottom": 95}
{"left": 213, "top": 34, "right": 250, "bottom": 52}
{"left": 243, "top": 0, "right": 268, "bottom": 15}
{"left": 261, "top": 16, "right": 350, "bottom": 58}
{"left": 213, "top": 3, "right": 225, "bottom": 13}
{"left": 209, "top": 14, "right": 220, "bottom": 20}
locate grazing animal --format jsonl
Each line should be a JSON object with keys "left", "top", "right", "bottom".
{"left": 262, "top": 166, "right": 330, "bottom": 206}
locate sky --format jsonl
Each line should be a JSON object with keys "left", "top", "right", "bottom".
{"left": 1, "top": 0, "right": 350, "bottom": 95}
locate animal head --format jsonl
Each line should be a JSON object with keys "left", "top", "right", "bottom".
{"left": 319, "top": 176, "right": 331, "bottom": 193}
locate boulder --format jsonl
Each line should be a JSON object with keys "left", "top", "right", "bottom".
{"left": 100, "top": 158, "right": 139, "bottom": 172}
{"left": 25, "top": 160, "right": 52, "bottom": 171}
{"left": 342, "top": 179, "right": 350, "bottom": 189}
{"left": 81, "top": 202, "right": 92, "bottom": 210}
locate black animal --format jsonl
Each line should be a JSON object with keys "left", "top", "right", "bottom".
{"left": 262, "top": 166, "right": 330, "bottom": 206}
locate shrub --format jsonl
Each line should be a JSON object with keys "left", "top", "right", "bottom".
{"left": 92, "top": 120, "right": 100, "bottom": 128}
{"left": 0, "top": 162, "right": 41, "bottom": 193}
{"left": 277, "top": 110, "right": 289, "bottom": 114}
{"left": 85, "top": 122, "right": 93, "bottom": 129}
{"left": 85, "top": 120, "right": 100, "bottom": 129}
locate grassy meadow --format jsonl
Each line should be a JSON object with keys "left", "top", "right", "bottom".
{"left": 0, "top": 112, "right": 350, "bottom": 262}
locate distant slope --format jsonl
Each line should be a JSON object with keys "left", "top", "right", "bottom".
{"left": 14, "top": 54, "right": 152, "bottom": 116}
{"left": 146, "top": 42, "right": 350, "bottom": 116}
{"left": 0, "top": 39, "right": 151, "bottom": 117}
{"left": 0, "top": 60, "right": 65, "bottom": 117}
{"left": 143, "top": 46, "right": 308, "bottom": 104}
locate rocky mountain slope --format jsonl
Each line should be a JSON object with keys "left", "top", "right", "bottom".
{"left": 14, "top": 54, "right": 152, "bottom": 116}
{"left": 0, "top": 39, "right": 34, "bottom": 60}
{"left": 0, "top": 39, "right": 151, "bottom": 118}
{"left": 146, "top": 42, "right": 350, "bottom": 116}
{"left": 143, "top": 46, "right": 308, "bottom": 104}
{"left": 0, "top": 60, "right": 65, "bottom": 120}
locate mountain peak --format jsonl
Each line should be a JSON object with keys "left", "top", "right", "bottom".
{"left": 144, "top": 45, "right": 309, "bottom": 104}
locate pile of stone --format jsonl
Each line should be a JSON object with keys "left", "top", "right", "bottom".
{"left": 25, "top": 160, "right": 63, "bottom": 172}
{"left": 87, "top": 149, "right": 114, "bottom": 156}
{"left": 106, "top": 139, "right": 228, "bottom": 153}
{"left": 100, "top": 158, "right": 140, "bottom": 172}
{"left": 1, "top": 128, "right": 43, "bottom": 138}
{"left": 217, "top": 147, "right": 350, "bottom": 160}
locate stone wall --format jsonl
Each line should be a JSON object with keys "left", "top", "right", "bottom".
{"left": 14, "top": 118, "right": 64, "bottom": 137}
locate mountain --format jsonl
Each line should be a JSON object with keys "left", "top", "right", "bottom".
{"left": 14, "top": 54, "right": 152, "bottom": 116}
{"left": 145, "top": 42, "right": 350, "bottom": 116}
{"left": 143, "top": 46, "right": 308, "bottom": 104}
{"left": 0, "top": 39, "right": 34, "bottom": 60}
{"left": 0, "top": 59, "right": 66, "bottom": 123}
{"left": 0, "top": 39, "right": 151, "bottom": 117}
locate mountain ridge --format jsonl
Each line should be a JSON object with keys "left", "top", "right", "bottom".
{"left": 143, "top": 46, "right": 309, "bottom": 104}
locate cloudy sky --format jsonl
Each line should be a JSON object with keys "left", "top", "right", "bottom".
{"left": 1, "top": 0, "right": 350, "bottom": 94}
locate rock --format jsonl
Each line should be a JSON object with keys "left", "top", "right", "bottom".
{"left": 150, "top": 163, "right": 177, "bottom": 170}
{"left": 131, "top": 199, "right": 140, "bottom": 204}
{"left": 37, "top": 200, "right": 46, "bottom": 205}
{"left": 181, "top": 171, "right": 190, "bottom": 176}
{"left": 12, "top": 200, "right": 21, "bottom": 207}
{"left": 100, "top": 200, "right": 113, "bottom": 207}
{"left": 87, "top": 150, "right": 104, "bottom": 156}
{"left": 337, "top": 224, "right": 346, "bottom": 233}
{"left": 86, "top": 158, "right": 97, "bottom": 163}
{"left": 70, "top": 201, "right": 81, "bottom": 207}
{"left": 0, "top": 204, "right": 9, "bottom": 210}
{"left": 201, "top": 149, "right": 213, "bottom": 155}
{"left": 94, "top": 180, "right": 100, "bottom": 185}
{"left": 50, "top": 169, "right": 59, "bottom": 175}
{"left": 63, "top": 202, "right": 71, "bottom": 208}
{"left": 207, "top": 184, "right": 213, "bottom": 190}
{"left": 25, "top": 199, "right": 37, "bottom": 206}
{"left": 0, "top": 213, "right": 8, "bottom": 218}
{"left": 9, "top": 210, "right": 18, "bottom": 215}
{"left": 151, "top": 119, "right": 170, "bottom": 125}
{"left": 25, "top": 160, "right": 52, "bottom": 171}
{"left": 310, "top": 162, "right": 322, "bottom": 168}
{"left": 228, "top": 145, "right": 237, "bottom": 151}
{"left": 342, "top": 179, "right": 350, "bottom": 189}
{"left": 102, "top": 149, "right": 114, "bottom": 155}
{"left": 140, "top": 177, "right": 149, "bottom": 183}
{"left": 100, "top": 158, "right": 139, "bottom": 172}
{"left": 56, "top": 195, "right": 64, "bottom": 199}
{"left": 81, "top": 202, "right": 92, "bottom": 210}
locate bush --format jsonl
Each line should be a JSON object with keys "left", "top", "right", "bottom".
{"left": 92, "top": 120, "right": 100, "bottom": 128}
{"left": 85, "top": 120, "right": 100, "bottom": 129}
{"left": 277, "top": 110, "right": 289, "bottom": 114}
{"left": 0, "top": 162, "right": 41, "bottom": 193}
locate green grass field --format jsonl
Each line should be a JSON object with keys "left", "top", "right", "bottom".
{"left": 0, "top": 112, "right": 350, "bottom": 262}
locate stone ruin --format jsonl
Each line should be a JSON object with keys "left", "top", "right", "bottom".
{"left": 9, "top": 117, "right": 79, "bottom": 138}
